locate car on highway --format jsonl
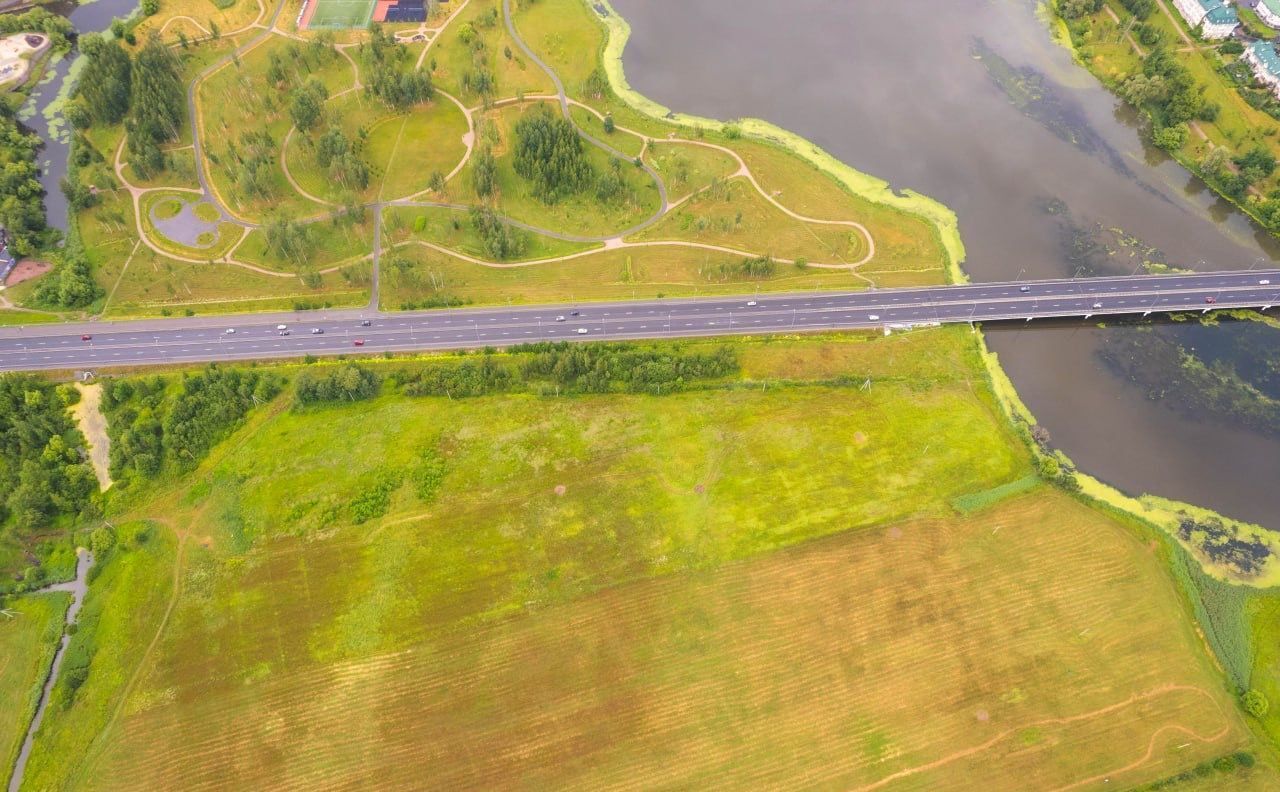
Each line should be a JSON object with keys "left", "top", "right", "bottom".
{"left": 747, "top": 300, "right": 758, "bottom": 306}
{"left": 1019, "top": 285, "right": 1031, "bottom": 293}
{"left": 577, "top": 328, "right": 589, "bottom": 334}
{"left": 1092, "top": 302, "right": 1102, "bottom": 309}
{"left": 276, "top": 324, "right": 287, "bottom": 331}
{"left": 555, "top": 315, "right": 566, "bottom": 322}
{"left": 225, "top": 328, "right": 236, "bottom": 335}
{"left": 570, "top": 311, "right": 580, "bottom": 317}
{"left": 1205, "top": 296, "right": 1217, "bottom": 304}
{"left": 310, "top": 328, "right": 323, "bottom": 334}
{"left": 353, "top": 339, "right": 365, "bottom": 346}
{"left": 80, "top": 334, "right": 92, "bottom": 341}
{"left": 1261, "top": 279, "right": 1272, "bottom": 285}
{"left": 868, "top": 314, "right": 880, "bottom": 321}
{"left": 278, "top": 329, "right": 291, "bottom": 336}
{"left": 360, "top": 319, "right": 372, "bottom": 327}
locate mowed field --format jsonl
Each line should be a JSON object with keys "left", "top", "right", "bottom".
{"left": 88, "top": 493, "right": 1251, "bottom": 790}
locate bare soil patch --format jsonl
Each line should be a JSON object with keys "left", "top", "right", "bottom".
{"left": 4, "top": 259, "right": 51, "bottom": 287}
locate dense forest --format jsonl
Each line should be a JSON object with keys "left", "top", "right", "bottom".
{"left": 102, "top": 366, "right": 282, "bottom": 483}
{"left": 0, "top": 375, "right": 97, "bottom": 552}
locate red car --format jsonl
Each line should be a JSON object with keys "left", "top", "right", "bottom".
{"left": 1204, "top": 296, "right": 1218, "bottom": 304}
{"left": 353, "top": 339, "right": 365, "bottom": 347}
{"left": 80, "top": 334, "right": 92, "bottom": 341}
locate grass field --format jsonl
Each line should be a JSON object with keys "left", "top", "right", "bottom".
{"left": 307, "top": 0, "right": 375, "bottom": 29}
{"left": 0, "top": 592, "right": 69, "bottom": 776}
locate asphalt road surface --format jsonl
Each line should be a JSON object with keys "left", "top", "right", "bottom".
{"left": 2, "top": 270, "right": 1277, "bottom": 372}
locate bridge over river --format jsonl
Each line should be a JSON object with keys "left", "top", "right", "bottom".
{"left": 1, "top": 269, "right": 1277, "bottom": 372}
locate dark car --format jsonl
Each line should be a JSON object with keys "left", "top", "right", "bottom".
{"left": 570, "top": 311, "right": 580, "bottom": 317}
{"left": 1204, "top": 296, "right": 1217, "bottom": 304}
{"left": 360, "top": 319, "right": 372, "bottom": 327}
{"left": 80, "top": 334, "right": 92, "bottom": 341}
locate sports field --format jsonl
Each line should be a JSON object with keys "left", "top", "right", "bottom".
{"left": 302, "top": 0, "right": 376, "bottom": 30}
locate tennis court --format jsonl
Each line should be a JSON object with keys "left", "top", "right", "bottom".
{"left": 302, "top": 0, "right": 377, "bottom": 29}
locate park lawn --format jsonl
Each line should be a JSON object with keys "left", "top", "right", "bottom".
{"left": 632, "top": 177, "right": 870, "bottom": 265}
{"left": 123, "top": 149, "right": 200, "bottom": 192}
{"left": 645, "top": 140, "right": 740, "bottom": 202}
{"left": 570, "top": 104, "right": 646, "bottom": 157}
{"left": 455, "top": 101, "right": 661, "bottom": 238}
{"left": 382, "top": 205, "right": 599, "bottom": 261}
{"left": 513, "top": 0, "right": 605, "bottom": 93}
{"left": 234, "top": 216, "right": 374, "bottom": 272}
{"left": 0, "top": 592, "right": 69, "bottom": 776}
{"left": 130, "top": 0, "right": 265, "bottom": 46}
{"left": 100, "top": 247, "right": 368, "bottom": 317}
{"left": 728, "top": 137, "right": 949, "bottom": 278}
{"left": 431, "top": 0, "right": 553, "bottom": 103}
{"left": 196, "top": 35, "right": 354, "bottom": 219}
{"left": 283, "top": 91, "right": 397, "bottom": 204}
{"left": 375, "top": 96, "right": 471, "bottom": 200}
{"left": 377, "top": 241, "right": 880, "bottom": 309}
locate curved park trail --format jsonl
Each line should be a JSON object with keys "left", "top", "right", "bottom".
{"left": 111, "top": 0, "right": 881, "bottom": 305}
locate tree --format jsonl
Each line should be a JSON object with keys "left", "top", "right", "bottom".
{"left": 126, "top": 35, "right": 185, "bottom": 178}
{"left": 1060, "top": 0, "right": 1103, "bottom": 18}
{"left": 469, "top": 206, "right": 526, "bottom": 259}
{"left": 472, "top": 146, "right": 497, "bottom": 198}
{"left": 289, "top": 79, "right": 329, "bottom": 133}
{"left": 32, "top": 242, "right": 101, "bottom": 309}
{"left": 76, "top": 35, "right": 132, "bottom": 125}
{"left": 512, "top": 105, "right": 593, "bottom": 203}
{"left": 1152, "top": 123, "right": 1187, "bottom": 152}
{"left": 1243, "top": 689, "right": 1270, "bottom": 719}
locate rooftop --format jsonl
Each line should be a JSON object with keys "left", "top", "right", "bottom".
{"left": 1202, "top": 0, "right": 1239, "bottom": 24}
{"left": 1249, "top": 40, "right": 1280, "bottom": 76}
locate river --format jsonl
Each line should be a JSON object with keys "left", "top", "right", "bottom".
{"left": 17, "top": 0, "right": 138, "bottom": 232}
{"left": 611, "top": 0, "right": 1280, "bottom": 528}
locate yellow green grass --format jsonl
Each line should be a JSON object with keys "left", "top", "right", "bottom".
{"left": 376, "top": 242, "right": 917, "bottom": 309}
{"left": 0, "top": 592, "right": 69, "bottom": 775}
{"left": 632, "top": 178, "right": 870, "bottom": 265}
{"left": 454, "top": 101, "right": 661, "bottom": 237}
{"left": 13, "top": 330, "right": 1268, "bottom": 789}
{"left": 129, "top": 0, "right": 265, "bottom": 46}
{"left": 382, "top": 205, "right": 600, "bottom": 261}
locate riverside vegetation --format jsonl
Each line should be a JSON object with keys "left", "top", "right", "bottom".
{"left": 3, "top": 328, "right": 1280, "bottom": 788}
{"left": 1055, "top": 0, "right": 1280, "bottom": 234}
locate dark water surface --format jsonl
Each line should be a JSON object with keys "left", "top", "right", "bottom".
{"left": 612, "top": 0, "right": 1280, "bottom": 526}
{"left": 17, "top": 0, "right": 139, "bottom": 231}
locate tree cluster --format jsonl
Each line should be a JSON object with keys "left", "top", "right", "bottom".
{"left": 74, "top": 35, "right": 186, "bottom": 180}
{"left": 513, "top": 106, "right": 593, "bottom": 203}
{"left": 0, "top": 103, "right": 52, "bottom": 256}
{"left": 362, "top": 24, "right": 433, "bottom": 109}
{"left": 469, "top": 205, "right": 526, "bottom": 259}
{"left": 314, "top": 127, "right": 370, "bottom": 191}
{"left": 0, "top": 375, "right": 97, "bottom": 538}
{"left": 32, "top": 240, "right": 102, "bottom": 309}
{"left": 402, "top": 356, "right": 514, "bottom": 398}
{"left": 519, "top": 343, "right": 738, "bottom": 394}
{"left": 295, "top": 364, "right": 381, "bottom": 405}
{"left": 102, "top": 366, "right": 282, "bottom": 482}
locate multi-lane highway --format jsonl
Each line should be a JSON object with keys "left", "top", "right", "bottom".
{"left": 1, "top": 270, "right": 1277, "bottom": 372}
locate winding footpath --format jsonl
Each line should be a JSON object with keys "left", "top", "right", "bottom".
{"left": 105, "top": 0, "right": 881, "bottom": 315}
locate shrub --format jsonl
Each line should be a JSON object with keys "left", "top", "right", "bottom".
{"left": 1243, "top": 689, "right": 1270, "bottom": 718}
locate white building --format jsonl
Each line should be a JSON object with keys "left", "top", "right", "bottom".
{"left": 1244, "top": 40, "right": 1280, "bottom": 98}
{"left": 1256, "top": 0, "right": 1280, "bottom": 30}
{"left": 1172, "top": 0, "right": 1240, "bottom": 38}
